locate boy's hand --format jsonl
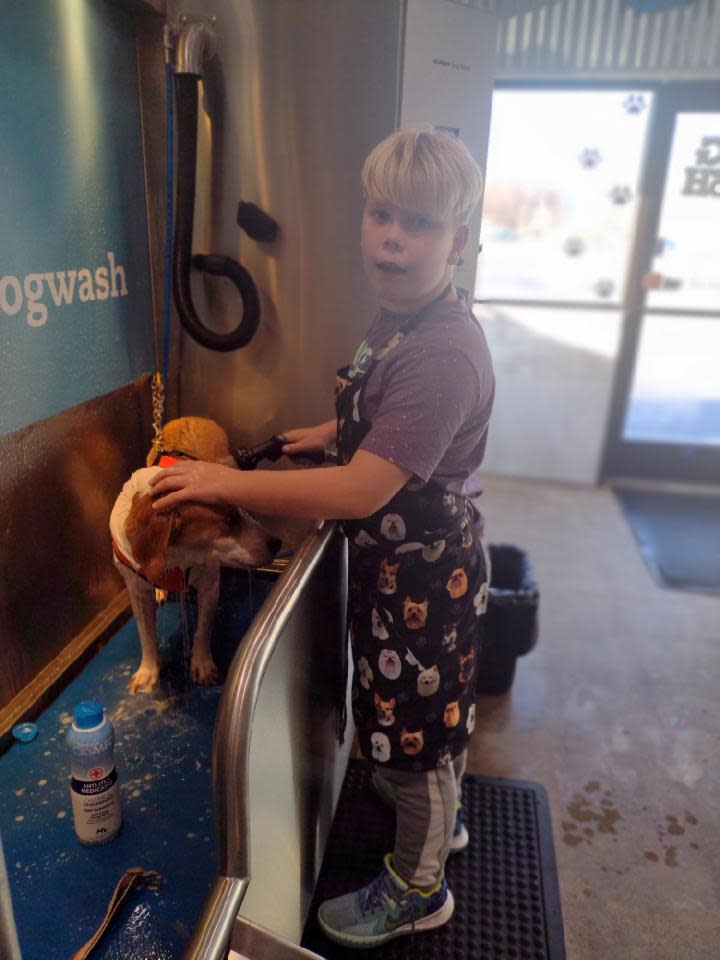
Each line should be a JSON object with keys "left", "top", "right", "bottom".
{"left": 148, "top": 460, "right": 236, "bottom": 512}
{"left": 281, "top": 421, "right": 335, "bottom": 460}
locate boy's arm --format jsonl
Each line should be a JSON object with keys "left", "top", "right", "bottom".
{"left": 148, "top": 449, "right": 411, "bottom": 520}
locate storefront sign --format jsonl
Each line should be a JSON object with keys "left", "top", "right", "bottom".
{"left": 682, "top": 136, "right": 720, "bottom": 197}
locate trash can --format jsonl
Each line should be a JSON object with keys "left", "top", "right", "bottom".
{"left": 477, "top": 544, "right": 539, "bottom": 695}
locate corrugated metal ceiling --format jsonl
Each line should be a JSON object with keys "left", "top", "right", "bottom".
{"left": 459, "top": 0, "right": 720, "bottom": 78}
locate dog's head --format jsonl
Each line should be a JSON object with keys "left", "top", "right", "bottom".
{"left": 400, "top": 727, "right": 424, "bottom": 756}
{"left": 417, "top": 664, "right": 439, "bottom": 697}
{"left": 377, "top": 559, "right": 400, "bottom": 594}
{"left": 443, "top": 700, "right": 460, "bottom": 728}
{"left": 378, "top": 648, "right": 402, "bottom": 680}
{"left": 402, "top": 596, "right": 429, "bottom": 630}
{"left": 458, "top": 647, "right": 476, "bottom": 683}
{"left": 374, "top": 692, "right": 396, "bottom": 724}
{"left": 125, "top": 493, "right": 280, "bottom": 582}
{"left": 146, "top": 417, "right": 232, "bottom": 467}
{"left": 446, "top": 567, "right": 468, "bottom": 599}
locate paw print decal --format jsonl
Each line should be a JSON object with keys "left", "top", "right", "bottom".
{"left": 563, "top": 236, "right": 586, "bottom": 258}
{"left": 623, "top": 93, "right": 647, "bottom": 115}
{"left": 594, "top": 278, "right": 615, "bottom": 299}
{"left": 578, "top": 147, "right": 602, "bottom": 169}
{"left": 609, "top": 185, "right": 633, "bottom": 205}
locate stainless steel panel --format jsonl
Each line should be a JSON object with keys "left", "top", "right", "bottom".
{"left": 184, "top": 522, "right": 351, "bottom": 959}
{"left": 165, "top": 0, "right": 404, "bottom": 442}
{"left": 230, "top": 915, "right": 325, "bottom": 960}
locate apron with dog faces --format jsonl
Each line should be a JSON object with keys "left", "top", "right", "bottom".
{"left": 336, "top": 292, "right": 489, "bottom": 772}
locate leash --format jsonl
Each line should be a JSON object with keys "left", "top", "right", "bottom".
{"left": 71, "top": 867, "right": 162, "bottom": 960}
{"left": 150, "top": 48, "right": 177, "bottom": 461}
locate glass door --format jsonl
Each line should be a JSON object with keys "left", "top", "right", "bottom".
{"left": 603, "top": 85, "right": 720, "bottom": 483}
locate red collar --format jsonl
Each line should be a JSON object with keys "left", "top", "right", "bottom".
{"left": 113, "top": 542, "right": 187, "bottom": 593}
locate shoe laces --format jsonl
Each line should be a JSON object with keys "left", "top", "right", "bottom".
{"left": 359, "top": 871, "right": 397, "bottom": 915}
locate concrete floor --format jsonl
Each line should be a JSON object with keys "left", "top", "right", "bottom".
{"left": 467, "top": 475, "right": 720, "bottom": 960}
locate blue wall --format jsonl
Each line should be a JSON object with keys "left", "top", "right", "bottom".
{"left": 0, "top": 0, "right": 154, "bottom": 436}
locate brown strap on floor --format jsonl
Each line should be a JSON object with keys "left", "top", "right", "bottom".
{"left": 70, "top": 867, "right": 162, "bottom": 960}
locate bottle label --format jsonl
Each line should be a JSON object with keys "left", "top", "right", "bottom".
{"left": 70, "top": 733, "right": 114, "bottom": 756}
{"left": 70, "top": 766, "right": 122, "bottom": 843}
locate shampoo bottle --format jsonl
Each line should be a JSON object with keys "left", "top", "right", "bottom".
{"left": 67, "top": 700, "right": 122, "bottom": 844}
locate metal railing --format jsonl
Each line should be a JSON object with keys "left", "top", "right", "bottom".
{"left": 0, "top": 834, "right": 22, "bottom": 960}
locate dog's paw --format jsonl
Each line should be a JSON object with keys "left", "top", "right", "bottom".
{"left": 154, "top": 589, "right": 168, "bottom": 606}
{"left": 190, "top": 655, "right": 220, "bottom": 686}
{"left": 128, "top": 664, "right": 160, "bottom": 694}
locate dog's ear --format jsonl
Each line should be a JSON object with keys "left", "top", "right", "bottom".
{"left": 126, "top": 492, "right": 174, "bottom": 582}
{"left": 173, "top": 502, "right": 234, "bottom": 529}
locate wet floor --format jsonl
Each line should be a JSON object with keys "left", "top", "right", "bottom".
{"left": 0, "top": 571, "right": 273, "bottom": 960}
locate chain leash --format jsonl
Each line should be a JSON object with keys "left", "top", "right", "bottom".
{"left": 151, "top": 372, "right": 165, "bottom": 458}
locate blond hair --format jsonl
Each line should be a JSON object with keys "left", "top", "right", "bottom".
{"left": 361, "top": 127, "right": 483, "bottom": 227}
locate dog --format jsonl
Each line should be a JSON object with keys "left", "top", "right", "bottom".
{"left": 380, "top": 513, "right": 406, "bottom": 541}
{"left": 374, "top": 692, "right": 396, "bottom": 727}
{"left": 402, "top": 595, "right": 429, "bottom": 630}
{"left": 443, "top": 700, "right": 460, "bottom": 728}
{"left": 446, "top": 567, "right": 468, "bottom": 599}
{"left": 370, "top": 731, "right": 391, "bottom": 763}
{"left": 109, "top": 417, "right": 280, "bottom": 694}
{"left": 458, "top": 648, "right": 476, "bottom": 685}
{"left": 400, "top": 727, "right": 424, "bottom": 756}
{"left": 377, "top": 559, "right": 400, "bottom": 595}
{"left": 378, "top": 648, "right": 402, "bottom": 680}
{"left": 357, "top": 656, "right": 374, "bottom": 690}
{"left": 405, "top": 647, "right": 440, "bottom": 697}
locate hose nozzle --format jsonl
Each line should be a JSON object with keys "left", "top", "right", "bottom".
{"left": 232, "top": 435, "right": 326, "bottom": 470}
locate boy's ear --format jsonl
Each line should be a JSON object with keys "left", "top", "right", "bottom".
{"left": 448, "top": 224, "right": 469, "bottom": 265}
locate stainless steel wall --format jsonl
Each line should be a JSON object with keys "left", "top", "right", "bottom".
{"left": 164, "top": 0, "right": 404, "bottom": 443}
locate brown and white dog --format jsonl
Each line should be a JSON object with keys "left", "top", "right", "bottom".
{"left": 109, "top": 417, "right": 280, "bottom": 694}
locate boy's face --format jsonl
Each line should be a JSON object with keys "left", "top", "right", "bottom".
{"left": 361, "top": 199, "right": 468, "bottom": 313}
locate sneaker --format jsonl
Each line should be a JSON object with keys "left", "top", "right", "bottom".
{"left": 317, "top": 853, "right": 455, "bottom": 949}
{"left": 449, "top": 801, "right": 469, "bottom": 853}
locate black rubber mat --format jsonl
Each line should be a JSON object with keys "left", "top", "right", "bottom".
{"left": 614, "top": 488, "right": 720, "bottom": 594}
{"left": 301, "top": 760, "right": 566, "bottom": 960}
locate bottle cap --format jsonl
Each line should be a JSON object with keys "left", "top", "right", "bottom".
{"left": 74, "top": 700, "right": 104, "bottom": 729}
{"left": 12, "top": 722, "right": 38, "bottom": 742}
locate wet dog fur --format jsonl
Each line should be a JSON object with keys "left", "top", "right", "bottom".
{"left": 110, "top": 417, "right": 279, "bottom": 694}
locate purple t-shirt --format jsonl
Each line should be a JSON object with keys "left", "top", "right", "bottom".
{"left": 356, "top": 297, "right": 494, "bottom": 496}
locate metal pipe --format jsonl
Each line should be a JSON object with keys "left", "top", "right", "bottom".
{"left": 170, "top": 19, "right": 263, "bottom": 352}
{"left": 175, "top": 17, "right": 216, "bottom": 78}
{"left": 182, "top": 877, "right": 248, "bottom": 960}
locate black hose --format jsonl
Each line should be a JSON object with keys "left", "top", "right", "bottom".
{"left": 172, "top": 74, "right": 261, "bottom": 352}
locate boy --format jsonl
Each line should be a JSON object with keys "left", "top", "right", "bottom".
{"left": 150, "top": 128, "right": 495, "bottom": 947}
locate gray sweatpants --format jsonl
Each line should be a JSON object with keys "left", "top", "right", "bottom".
{"left": 372, "top": 750, "right": 467, "bottom": 889}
